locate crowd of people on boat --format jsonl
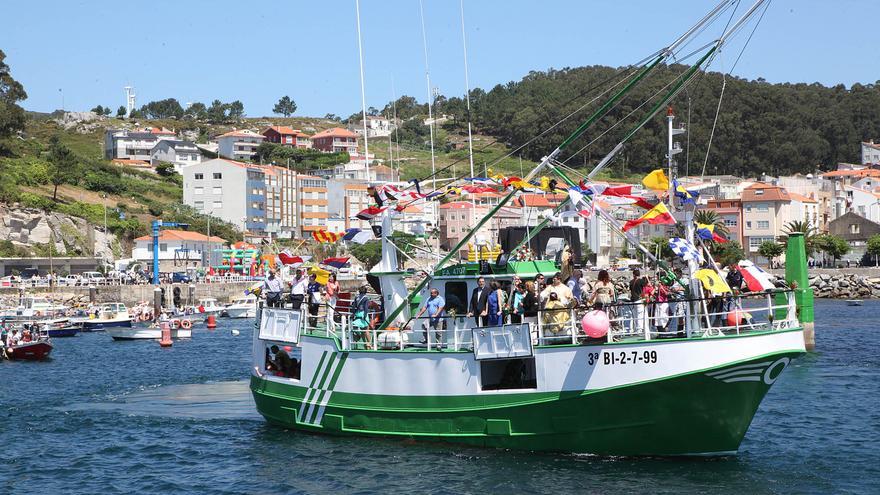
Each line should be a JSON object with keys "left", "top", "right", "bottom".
{"left": 0, "top": 324, "right": 43, "bottom": 358}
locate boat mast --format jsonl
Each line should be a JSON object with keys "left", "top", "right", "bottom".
{"left": 460, "top": 0, "right": 478, "bottom": 228}
{"left": 355, "top": 0, "right": 370, "bottom": 181}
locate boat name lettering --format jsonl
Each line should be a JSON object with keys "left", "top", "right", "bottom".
{"left": 596, "top": 350, "right": 658, "bottom": 366}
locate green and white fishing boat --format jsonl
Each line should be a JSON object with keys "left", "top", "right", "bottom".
{"left": 250, "top": 0, "right": 810, "bottom": 456}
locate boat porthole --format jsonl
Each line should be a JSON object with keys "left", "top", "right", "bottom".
{"left": 763, "top": 357, "right": 790, "bottom": 385}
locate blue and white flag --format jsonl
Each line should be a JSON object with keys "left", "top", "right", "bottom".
{"left": 342, "top": 228, "right": 373, "bottom": 245}
{"left": 669, "top": 237, "right": 703, "bottom": 263}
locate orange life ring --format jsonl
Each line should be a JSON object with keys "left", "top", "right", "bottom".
{"left": 180, "top": 319, "right": 193, "bottom": 329}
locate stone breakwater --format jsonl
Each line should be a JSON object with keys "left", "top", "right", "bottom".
{"left": 808, "top": 273, "right": 880, "bottom": 299}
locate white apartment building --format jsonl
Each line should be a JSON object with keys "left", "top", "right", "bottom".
{"left": 350, "top": 116, "right": 396, "bottom": 138}
{"left": 216, "top": 130, "right": 265, "bottom": 161}
{"left": 181, "top": 159, "right": 267, "bottom": 233}
{"left": 861, "top": 140, "right": 880, "bottom": 165}
{"left": 104, "top": 127, "right": 176, "bottom": 160}
{"left": 150, "top": 139, "right": 202, "bottom": 172}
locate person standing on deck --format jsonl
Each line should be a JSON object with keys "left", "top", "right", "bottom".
{"left": 306, "top": 274, "right": 323, "bottom": 329}
{"left": 567, "top": 269, "right": 588, "bottom": 304}
{"left": 325, "top": 273, "right": 339, "bottom": 322}
{"left": 415, "top": 288, "right": 445, "bottom": 348}
{"left": 486, "top": 281, "right": 505, "bottom": 326}
{"left": 262, "top": 270, "right": 283, "bottom": 308}
{"left": 629, "top": 269, "right": 649, "bottom": 333}
{"left": 560, "top": 245, "right": 574, "bottom": 282}
{"left": 468, "top": 276, "right": 489, "bottom": 326}
{"left": 289, "top": 269, "right": 308, "bottom": 310}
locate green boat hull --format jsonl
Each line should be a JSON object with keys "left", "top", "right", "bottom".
{"left": 250, "top": 350, "right": 803, "bottom": 455}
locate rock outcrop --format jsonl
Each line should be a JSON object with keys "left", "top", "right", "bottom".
{"left": 0, "top": 205, "right": 119, "bottom": 260}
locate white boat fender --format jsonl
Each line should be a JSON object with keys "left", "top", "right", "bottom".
{"left": 231, "top": 329, "right": 240, "bottom": 336}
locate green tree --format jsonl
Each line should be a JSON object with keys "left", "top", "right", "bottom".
{"left": 867, "top": 234, "right": 880, "bottom": 266}
{"left": 348, "top": 232, "right": 419, "bottom": 270}
{"left": 0, "top": 49, "right": 27, "bottom": 145}
{"left": 227, "top": 100, "right": 244, "bottom": 119}
{"left": 185, "top": 102, "right": 207, "bottom": 120}
{"left": 816, "top": 234, "right": 850, "bottom": 265}
{"left": 155, "top": 161, "right": 177, "bottom": 177}
{"left": 46, "top": 136, "right": 79, "bottom": 201}
{"left": 91, "top": 105, "right": 105, "bottom": 115}
{"left": 273, "top": 96, "right": 297, "bottom": 117}
{"left": 324, "top": 113, "right": 340, "bottom": 122}
{"left": 781, "top": 220, "right": 819, "bottom": 256}
{"left": 116, "top": 105, "right": 126, "bottom": 117}
{"left": 207, "top": 100, "right": 227, "bottom": 123}
{"left": 757, "top": 241, "right": 785, "bottom": 268}
{"left": 139, "top": 98, "right": 184, "bottom": 119}
{"left": 713, "top": 241, "right": 746, "bottom": 268}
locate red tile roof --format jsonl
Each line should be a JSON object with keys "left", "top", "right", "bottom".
{"left": 312, "top": 127, "right": 358, "bottom": 139}
{"left": 135, "top": 229, "right": 227, "bottom": 243}
{"left": 217, "top": 130, "right": 265, "bottom": 139}
{"left": 263, "top": 126, "right": 310, "bottom": 138}
{"left": 788, "top": 192, "right": 818, "bottom": 203}
{"left": 741, "top": 182, "right": 791, "bottom": 202}
{"left": 820, "top": 169, "right": 880, "bottom": 178}
{"left": 439, "top": 201, "right": 475, "bottom": 210}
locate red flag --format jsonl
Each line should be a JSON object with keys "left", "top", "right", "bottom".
{"left": 355, "top": 206, "right": 387, "bottom": 221}
{"left": 312, "top": 230, "right": 343, "bottom": 243}
{"left": 278, "top": 250, "right": 304, "bottom": 265}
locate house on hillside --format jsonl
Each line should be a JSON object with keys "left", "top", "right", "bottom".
{"left": 216, "top": 130, "right": 264, "bottom": 161}
{"left": 349, "top": 116, "right": 395, "bottom": 138}
{"left": 828, "top": 211, "right": 880, "bottom": 264}
{"left": 132, "top": 229, "right": 227, "bottom": 271}
{"left": 262, "top": 126, "right": 311, "bottom": 149}
{"left": 311, "top": 127, "right": 358, "bottom": 154}
{"left": 861, "top": 140, "right": 880, "bottom": 165}
{"left": 104, "top": 127, "right": 177, "bottom": 160}
{"left": 150, "top": 139, "right": 202, "bottom": 172}
{"left": 741, "top": 182, "right": 795, "bottom": 261}
{"left": 181, "top": 158, "right": 268, "bottom": 233}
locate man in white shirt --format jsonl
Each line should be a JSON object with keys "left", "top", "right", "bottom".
{"left": 262, "top": 270, "right": 284, "bottom": 307}
{"left": 290, "top": 269, "right": 308, "bottom": 310}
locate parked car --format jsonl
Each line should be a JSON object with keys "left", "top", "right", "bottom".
{"left": 171, "top": 272, "right": 192, "bottom": 284}
{"left": 81, "top": 271, "right": 106, "bottom": 285}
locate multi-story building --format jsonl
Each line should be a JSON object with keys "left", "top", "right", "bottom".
{"left": 861, "top": 140, "right": 880, "bottom": 165}
{"left": 789, "top": 193, "right": 820, "bottom": 228}
{"left": 150, "top": 139, "right": 202, "bottom": 172}
{"left": 828, "top": 212, "right": 880, "bottom": 264}
{"left": 684, "top": 175, "right": 748, "bottom": 200}
{"left": 821, "top": 168, "right": 880, "bottom": 220}
{"left": 181, "top": 158, "right": 267, "bottom": 234}
{"left": 104, "top": 127, "right": 176, "bottom": 160}
{"left": 311, "top": 127, "right": 358, "bottom": 154}
{"left": 741, "top": 183, "right": 795, "bottom": 260}
{"left": 216, "top": 130, "right": 265, "bottom": 161}
{"left": 704, "top": 199, "right": 743, "bottom": 244}
{"left": 326, "top": 180, "right": 372, "bottom": 232}
{"left": 438, "top": 201, "right": 520, "bottom": 254}
{"left": 262, "top": 126, "right": 311, "bottom": 149}
{"left": 296, "top": 175, "right": 329, "bottom": 237}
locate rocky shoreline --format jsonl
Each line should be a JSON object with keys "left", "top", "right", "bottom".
{"left": 808, "top": 273, "right": 880, "bottom": 299}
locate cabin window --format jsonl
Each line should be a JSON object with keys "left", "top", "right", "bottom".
{"left": 444, "top": 282, "right": 468, "bottom": 315}
{"left": 264, "top": 343, "right": 301, "bottom": 380}
{"left": 480, "top": 358, "right": 537, "bottom": 390}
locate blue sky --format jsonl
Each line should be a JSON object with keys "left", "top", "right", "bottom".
{"left": 3, "top": 0, "right": 876, "bottom": 117}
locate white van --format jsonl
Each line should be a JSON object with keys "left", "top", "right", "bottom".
{"left": 81, "top": 271, "right": 106, "bottom": 285}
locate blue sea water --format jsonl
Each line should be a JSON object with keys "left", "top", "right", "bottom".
{"left": 0, "top": 299, "right": 878, "bottom": 494}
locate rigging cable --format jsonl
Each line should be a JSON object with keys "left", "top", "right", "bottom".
{"left": 701, "top": 0, "right": 770, "bottom": 180}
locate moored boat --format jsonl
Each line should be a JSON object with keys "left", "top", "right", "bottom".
{"left": 5, "top": 340, "right": 53, "bottom": 361}
{"left": 82, "top": 303, "right": 134, "bottom": 331}
{"left": 107, "top": 324, "right": 192, "bottom": 340}
{"left": 225, "top": 295, "right": 257, "bottom": 319}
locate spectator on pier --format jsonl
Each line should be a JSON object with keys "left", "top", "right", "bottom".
{"left": 262, "top": 270, "right": 283, "bottom": 308}
{"left": 289, "top": 269, "right": 308, "bottom": 310}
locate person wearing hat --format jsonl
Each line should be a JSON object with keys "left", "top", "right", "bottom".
{"left": 262, "top": 270, "right": 283, "bottom": 308}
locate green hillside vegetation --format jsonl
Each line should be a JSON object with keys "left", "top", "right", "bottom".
{"left": 388, "top": 65, "right": 880, "bottom": 178}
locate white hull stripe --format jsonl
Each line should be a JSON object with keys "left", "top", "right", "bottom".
{"left": 297, "top": 351, "right": 347, "bottom": 426}
{"left": 705, "top": 361, "right": 772, "bottom": 376}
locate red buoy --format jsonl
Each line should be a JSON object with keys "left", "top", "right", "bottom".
{"left": 206, "top": 314, "right": 217, "bottom": 329}
{"left": 159, "top": 322, "right": 173, "bottom": 347}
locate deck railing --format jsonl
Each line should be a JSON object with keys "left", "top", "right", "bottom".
{"left": 270, "top": 289, "right": 800, "bottom": 352}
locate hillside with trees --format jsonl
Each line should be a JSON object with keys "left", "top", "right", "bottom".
{"left": 385, "top": 64, "right": 880, "bottom": 179}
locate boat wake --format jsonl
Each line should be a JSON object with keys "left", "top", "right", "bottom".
{"left": 62, "top": 380, "right": 259, "bottom": 421}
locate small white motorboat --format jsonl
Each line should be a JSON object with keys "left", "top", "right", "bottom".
{"left": 225, "top": 295, "right": 257, "bottom": 319}
{"left": 82, "top": 303, "right": 133, "bottom": 331}
{"left": 846, "top": 299, "right": 864, "bottom": 306}
{"left": 107, "top": 318, "right": 193, "bottom": 340}
{"left": 184, "top": 297, "right": 223, "bottom": 317}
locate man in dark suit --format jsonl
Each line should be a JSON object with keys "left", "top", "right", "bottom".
{"left": 468, "top": 276, "right": 489, "bottom": 326}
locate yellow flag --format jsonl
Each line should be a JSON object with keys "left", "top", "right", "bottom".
{"left": 694, "top": 269, "right": 731, "bottom": 295}
{"left": 309, "top": 266, "right": 331, "bottom": 285}
{"left": 642, "top": 169, "right": 670, "bottom": 192}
